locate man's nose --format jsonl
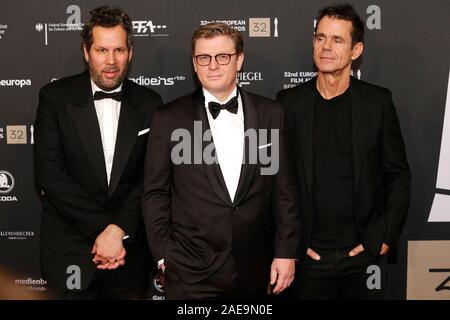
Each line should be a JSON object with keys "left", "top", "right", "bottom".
{"left": 106, "top": 51, "right": 117, "bottom": 64}
{"left": 208, "top": 57, "right": 219, "bottom": 70}
{"left": 322, "top": 38, "right": 332, "bottom": 50}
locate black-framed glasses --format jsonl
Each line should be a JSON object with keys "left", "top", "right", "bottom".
{"left": 194, "top": 53, "right": 238, "bottom": 66}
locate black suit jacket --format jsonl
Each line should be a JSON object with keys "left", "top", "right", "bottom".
{"left": 34, "top": 71, "right": 162, "bottom": 291}
{"left": 276, "top": 77, "right": 411, "bottom": 260}
{"left": 142, "top": 88, "right": 300, "bottom": 296}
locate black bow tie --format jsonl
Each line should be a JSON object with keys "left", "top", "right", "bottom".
{"left": 93, "top": 91, "right": 122, "bottom": 102}
{"left": 208, "top": 94, "right": 239, "bottom": 120}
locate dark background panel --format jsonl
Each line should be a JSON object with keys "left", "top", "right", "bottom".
{"left": 1, "top": 0, "right": 449, "bottom": 299}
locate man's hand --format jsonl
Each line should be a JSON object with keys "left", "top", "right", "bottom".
{"left": 379, "top": 243, "right": 389, "bottom": 255}
{"left": 306, "top": 248, "right": 321, "bottom": 261}
{"left": 349, "top": 243, "right": 389, "bottom": 257}
{"left": 91, "top": 224, "right": 126, "bottom": 270}
{"left": 349, "top": 244, "right": 364, "bottom": 257}
{"left": 269, "top": 258, "right": 295, "bottom": 294}
{"left": 160, "top": 263, "right": 166, "bottom": 274}
{"left": 94, "top": 247, "right": 126, "bottom": 270}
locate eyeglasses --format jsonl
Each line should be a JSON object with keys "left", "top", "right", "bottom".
{"left": 194, "top": 53, "right": 238, "bottom": 66}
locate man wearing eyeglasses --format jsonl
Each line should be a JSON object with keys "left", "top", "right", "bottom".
{"left": 142, "top": 22, "right": 300, "bottom": 299}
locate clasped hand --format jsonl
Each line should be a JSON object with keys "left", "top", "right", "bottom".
{"left": 91, "top": 224, "right": 127, "bottom": 270}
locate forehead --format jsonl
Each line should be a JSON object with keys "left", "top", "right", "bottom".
{"left": 91, "top": 25, "right": 128, "bottom": 46}
{"left": 316, "top": 16, "right": 353, "bottom": 38}
{"left": 194, "top": 35, "right": 234, "bottom": 54}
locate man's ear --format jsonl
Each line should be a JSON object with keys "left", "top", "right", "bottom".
{"left": 236, "top": 52, "right": 244, "bottom": 72}
{"left": 192, "top": 57, "right": 198, "bottom": 73}
{"left": 83, "top": 44, "right": 90, "bottom": 63}
{"left": 128, "top": 46, "right": 133, "bottom": 62}
{"left": 351, "top": 42, "right": 364, "bottom": 61}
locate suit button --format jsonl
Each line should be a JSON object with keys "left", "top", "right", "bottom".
{"left": 232, "top": 206, "right": 239, "bottom": 210}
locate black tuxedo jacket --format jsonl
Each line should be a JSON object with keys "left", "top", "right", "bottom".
{"left": 276, "top": 77, "right": 411, "bottom": 260}
{"left": 34, "top": 71, "right": 162, "bottom": 291}
{"left": 143, "top": 88, "right": 300, "bottom": 296}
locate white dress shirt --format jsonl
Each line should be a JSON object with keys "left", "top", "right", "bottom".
{"left": 203, "top": 87, "right": 244, "bottom": 202}
{"left": 158, "top": 88, "right": 245, "bottom": 269}
{"left": 90, "top": 80, "right": 122, "bottom": 185}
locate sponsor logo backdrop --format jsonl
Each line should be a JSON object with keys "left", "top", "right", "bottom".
{"left": 0, "top": 0, "right": 449, "bottom": 299}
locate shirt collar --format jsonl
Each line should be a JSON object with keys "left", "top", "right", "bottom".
{"left": 203, "top": 87, "right": 238, "bottom": 108}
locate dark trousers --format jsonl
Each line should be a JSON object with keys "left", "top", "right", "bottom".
{"left": 164, "top": 254, "right": 250, "bottom": 300}
{"left": 292, "top": 247, "right": 386, "bottom": 300}
{"left": 47, "top": 269, "right": 146, "bottom": 300}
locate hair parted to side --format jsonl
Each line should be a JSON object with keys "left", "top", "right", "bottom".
{"left": 81, "top": 6, "right": 133, "bottom": 51}
{"left": 315, "top": 3, "right": 365, "bottom": 46}
{"left": 191, "top": 22, "right": 244, "bottom": 55}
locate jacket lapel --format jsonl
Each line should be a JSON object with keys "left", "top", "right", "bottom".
{"left": 193, "top": 89, "right": 232, "bottom": 205}
{"left": 297, "top": 79, "right": 316, "bottom": 194}
{"left": 108, "top": 80, "right": 145, "bottom": 198}
{"left": 350, "top": 77, "right": 372, "bottom": 198}
{"left": 65, "top": 71, "right": 108, "bottom": 192}
{"left": 233, "top": 88, "right": 258, "bottom": 206}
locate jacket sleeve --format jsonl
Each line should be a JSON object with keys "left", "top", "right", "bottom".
{"left": 142, "top": 108, "right": 173, "bottom": 261}
{"left": 111, "top": 93, "right": 163, "bottom": 241}
{"left": 272, "top": 103, "right": 302, "bottom": 258}
{"left": 34, "top": 86, "right": 110, "bottom": 240}
{"left": 381, "top": 91, "right": 411, "bottom": 247}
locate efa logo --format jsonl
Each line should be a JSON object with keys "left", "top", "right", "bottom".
{"left": 132, "top": 21, "right": 168, "bottom": 36}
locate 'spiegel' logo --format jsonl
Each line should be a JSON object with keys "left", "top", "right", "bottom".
{"left": 237, "top": 71, "right": 264, "bottom": 86}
